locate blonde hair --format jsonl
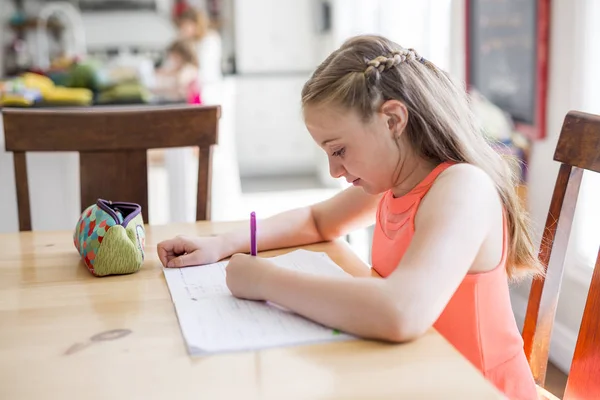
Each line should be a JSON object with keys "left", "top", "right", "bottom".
{"left": 301, "top": 35, "right": 543, "bottom": 280}
{"left": 175, "top": 8, "right": 209, "bottom": 42}
{"left": 167, "top": 39, "right": 199, "bottom": 69}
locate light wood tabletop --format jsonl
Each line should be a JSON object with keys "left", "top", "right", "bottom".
{"left": 0, "top": 221, "right": 505, "bottom": 399}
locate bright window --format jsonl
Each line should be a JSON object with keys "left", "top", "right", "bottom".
{"left": 570, "top": 0, "right": 600, "bottom": 275}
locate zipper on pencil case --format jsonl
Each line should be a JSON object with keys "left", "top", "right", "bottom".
{"left": 97, "top": 199, "right": 142, "bottom": 227}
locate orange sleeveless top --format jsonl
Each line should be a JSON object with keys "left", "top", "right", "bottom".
{"left": 371, "top": 162, "right": 538, "bottom": 400}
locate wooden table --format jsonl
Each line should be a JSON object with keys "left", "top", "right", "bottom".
{"left": 0, "top": 222, "right": 505, "bottom": 399}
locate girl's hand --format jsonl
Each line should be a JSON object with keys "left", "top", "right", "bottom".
{"left": 157, "top": 235, "right": 228, "bottom": 268}
{"left": 226, "top": 254, "right": 276, "bottom": 301}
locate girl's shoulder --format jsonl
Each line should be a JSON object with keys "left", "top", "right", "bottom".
{"left": 423, "top": 162, "right": 500, "bottom": 212}
{"left": 436, "top": 163, "right": 496, "bottom": 191}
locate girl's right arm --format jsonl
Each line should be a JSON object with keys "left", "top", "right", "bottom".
{"left": 221, "top": 185, "right": 381, "bottom": 257}
{"left": 157, "top": 186, "right": 381, "bottom": 268}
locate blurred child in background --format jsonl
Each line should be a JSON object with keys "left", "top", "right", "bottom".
{"left": 152, "top": 39, "right": 200, "bottom": 103}
{"left": 174, "top": 7, "right": 222, "bottom": 102}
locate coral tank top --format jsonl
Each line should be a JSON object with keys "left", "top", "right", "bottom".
{"left": 371, "top": 162, "right": 538, "bottom": 399}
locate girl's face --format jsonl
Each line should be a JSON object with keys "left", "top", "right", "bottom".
{"left": 178, "top": 20, "right": 196, "bottom": 40}
{"left": 166, "top": 52, "right": 184, "bottom": 69}
{"left": 304, "top": 101, "right": 410, "bottom": 195}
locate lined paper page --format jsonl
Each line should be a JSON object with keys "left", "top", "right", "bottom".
{"left": 165, "top": 260, "right": 230, "bottom": 303}
{"left": 163, "top": 249, "right": 355, "bottom": 355}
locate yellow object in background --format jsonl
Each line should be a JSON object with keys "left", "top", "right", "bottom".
{"left": 0, "top": 78, "right": 39, "bottom": 107}
{"left": 0, "top": 93, "right": 35, "bottom": 107}
{"left": 44, "top": 86, "right": 93, "bottom": 105}
{"left": 21, "top": 73, "right": 55, "bottom": 97}
{"left": 20, "top": 72, "right": 93, "bottom": 106}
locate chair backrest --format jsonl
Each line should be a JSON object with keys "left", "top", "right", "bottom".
{"left": 522, "top": 110, "right": 600, "bottom": 398}
{"left": 3, "top": 104, "right": 220, "bottom": 231}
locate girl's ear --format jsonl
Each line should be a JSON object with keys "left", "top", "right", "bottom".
{"left": 380, "top": 100, "right": 409, "bottom": 138}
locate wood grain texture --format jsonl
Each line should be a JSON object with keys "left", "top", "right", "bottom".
{"left": 563, "top": 248, "right": 600, "bottom": 399}
{"left": 3, "top": 105, "right": 220, "bottom": 151}
{"left": 196, "top": 146, "right": 213, "bottom": 221}
{"left": 0, "top": 222, "right": 505, "bottom": 400}
{"left": 2, "top": 105, "right": 219, "bottom": 230}
{"left": 554, "top": 111, "right": 600, "bottom": 173}
{"left": 80, "top": 151, "right": 149, "bottom": 223}
{"left": 523, "top": 164, "right": 581, "bottom": 385}
{"left": 12, "top": 152, "right": 31, "bottom": 232}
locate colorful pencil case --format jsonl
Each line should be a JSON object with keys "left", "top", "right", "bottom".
{"left": 73, "top": 199, "right": 146, "bottom": 277}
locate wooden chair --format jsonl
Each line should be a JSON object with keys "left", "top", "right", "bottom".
{"left": 3, "top": 104, "right": 220, "bottom": 231}
{"left": 522, "top": 110, "right": 600, "bottom": 399}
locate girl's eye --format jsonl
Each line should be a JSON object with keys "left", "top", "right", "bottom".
{"left": 332, "top": 148, "right": 345, "bottom": 157}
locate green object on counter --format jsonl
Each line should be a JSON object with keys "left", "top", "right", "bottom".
{"left": 66, "top": 61, "right": 102, "bottom": 91}
{"left": 96, "top": 82, "right": 150, "bottom": 104}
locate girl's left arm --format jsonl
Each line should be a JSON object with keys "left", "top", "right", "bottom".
{"left": 238, "top": 165, "right": 501, "bottom": 342}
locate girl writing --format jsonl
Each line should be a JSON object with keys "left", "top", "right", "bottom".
{"left": 157, "top": 35, "right": 541, "bottom": 399}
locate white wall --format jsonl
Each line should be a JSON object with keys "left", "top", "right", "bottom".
{"left": 331, "top": 0, "right": 451, "bottom": 66}
{"left": 234, "top": 74, "right": 319, "bottom": 178}
{"left": 234, "top": 0, "right": 324, "bottom": 75}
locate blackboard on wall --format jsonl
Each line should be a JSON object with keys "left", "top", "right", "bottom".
{"left": 466, "top": 0, "right": 550, "bottom": 140}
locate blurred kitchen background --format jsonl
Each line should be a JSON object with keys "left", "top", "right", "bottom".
{"left": 1, "top": 2, "right": 599, "bottom": 396}
{"left": 0, "top": 0, "right": 455, "bottom": 261}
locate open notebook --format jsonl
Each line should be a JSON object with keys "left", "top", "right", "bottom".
{"left": 163, "top": 249, "right": 356, "bottom": 355}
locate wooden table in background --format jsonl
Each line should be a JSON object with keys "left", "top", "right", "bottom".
{"left": 0, "top": 222, "right": 505, "bottom": 399}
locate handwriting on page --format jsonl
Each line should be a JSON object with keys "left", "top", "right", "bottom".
{"left": 177, "top": 295, "right": 349, "bottom": 353}
{"left": 178, "top": 261, "right": 230, "bottom": 300}
{"left": 163, "top": 249, "right": 355, "bottom": 355}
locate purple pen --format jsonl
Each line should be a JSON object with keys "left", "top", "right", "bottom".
{"left": 250, "top": 212, "right": 257, "bottom": 256}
